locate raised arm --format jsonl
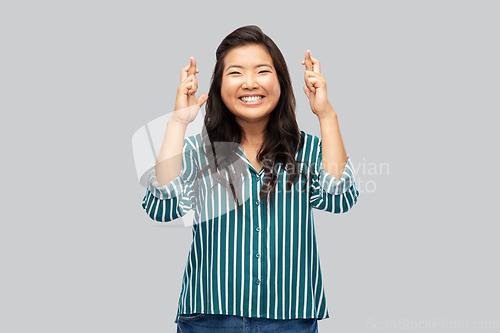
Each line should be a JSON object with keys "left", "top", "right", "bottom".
{"left": 155, "top": 56, "right": 208, "bottom": 186}
{"left": 301, "top": 50, "right": 348, "bottom": 179}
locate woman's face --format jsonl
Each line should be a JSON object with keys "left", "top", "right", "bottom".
{"left": 221, "top": 44, "right": 281, "bottom": 128}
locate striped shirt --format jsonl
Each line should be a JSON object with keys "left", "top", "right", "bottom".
{"left": 141, "top": 130, "right": 359, "bottom": 323}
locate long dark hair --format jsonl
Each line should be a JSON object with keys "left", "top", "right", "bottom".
{"left": 195, "top": 25, "right": 308, "bottom": 214}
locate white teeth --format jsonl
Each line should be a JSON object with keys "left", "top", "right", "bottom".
{"left": 240, "top": 96, "right": 263, "bottom": 102}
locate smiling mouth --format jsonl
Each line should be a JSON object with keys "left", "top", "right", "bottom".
{"left": 239, "top": 96, "right": 265, "bottom": 104}
{"left": 240, "top": 95, "right": 264, "bottom": 102}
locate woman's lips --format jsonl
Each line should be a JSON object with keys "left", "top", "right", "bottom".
{"left": 238, "top": 96, "right": 265, "bottom": 106}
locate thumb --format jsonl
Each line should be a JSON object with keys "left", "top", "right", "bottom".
{"left": 197, "top": 93, "right": 209, "bottom": 107}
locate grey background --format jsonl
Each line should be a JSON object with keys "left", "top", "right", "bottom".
{"left": 1, "top": 0, "right": 499, "bottom": 332}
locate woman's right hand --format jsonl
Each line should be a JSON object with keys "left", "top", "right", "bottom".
{"left": 172, "top": 57, "right": 208, "bottom": 124}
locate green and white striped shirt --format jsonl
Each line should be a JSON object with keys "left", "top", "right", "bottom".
{"left": 142, "top": 131, "right": 359, "bottom": 323}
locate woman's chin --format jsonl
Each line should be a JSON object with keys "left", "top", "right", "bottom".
{"left": 234, "top": 112, "right": 273, "bottom": 125}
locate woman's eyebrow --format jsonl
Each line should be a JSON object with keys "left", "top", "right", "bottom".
{"left": 225, "top": 64, "right": 272, "bottom": 72}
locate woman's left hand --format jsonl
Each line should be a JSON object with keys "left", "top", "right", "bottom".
{"left": 302, "top": 50, "right": 335, "bottom": 118}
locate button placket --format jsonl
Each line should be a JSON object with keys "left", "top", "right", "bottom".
{"left": 252, "top": 170, "right": 263, "bottom": 290}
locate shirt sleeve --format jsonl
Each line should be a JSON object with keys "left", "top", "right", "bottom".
{"left": 309, "top": 139, "right": 359, "bottom": 213}
{"left": 141, "top": 138, "right": 198, "bottom": 222}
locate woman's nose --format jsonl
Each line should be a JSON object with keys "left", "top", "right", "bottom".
{"left": 242, "top": 74, "right": 258, "bottom": 89}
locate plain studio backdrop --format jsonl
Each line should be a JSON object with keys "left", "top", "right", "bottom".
{"left": 1, "top": 0, "right": 498, "bottom": 332}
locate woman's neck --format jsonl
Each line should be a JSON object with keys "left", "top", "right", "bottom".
{"left": 237, "top": 118, "right": 268, "bottom": 146}
{"left": 241, "top": 127, "right": 266, "bottom": 146}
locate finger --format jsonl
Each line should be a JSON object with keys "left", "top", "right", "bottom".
{"left": 197, "top": 93, "right": 209, "bottom": 107}
{"left": 304, "top": 50, "right": 314, "bottom": 72}
{"left": 303, "top": 84, "right": 312, "bottom": 99}
{"left": 307, "top": 76, "right": 323, "bottom": 90}
{"left": 187, "top": 76, "right": 198, "bottom": 95}
{"left": 188, "top": 57, "right": 197, "bottom": 76}
{"left": 180, "top": 74, "right": 196, "bottom": 87}
{"left": 304, "top": 70, "right": 325, "bottom": 86}
{"left": 301, "top": 56, "right": 314, "bottom": 69}
{"left": 304, "top": 72, "right": 316, "bottom": 93}
{"left": 183, "top": 81, "right": 196, "bottom": 95}
{"left": 179, "top": 76, "right": 197, "bottom": 96}
{"left": 309, "top": 56, "right": 321, "bottom": 74}
{"left": 181, "top": 66, "right": 199, "bottom": 76}
{"left": 180, "top": 58, "right": 199, "bottom": 82}
{"left": 181, "top": 71, "right": 199, "bottom": 83}
{"left": 180, "top": 64, "right": 190, "bottom": 82}
{"left": 192, "top": 78, "right": 198, "bottom": 94}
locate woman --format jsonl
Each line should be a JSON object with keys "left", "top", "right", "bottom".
{"left": 142, "top": 25, "right": 359, "bottom": 333}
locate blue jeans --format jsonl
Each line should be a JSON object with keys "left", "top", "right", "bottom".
{"left": 177, "top": 313, "right": 319, "bottom": 333}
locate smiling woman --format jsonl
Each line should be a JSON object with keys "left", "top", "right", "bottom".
{"left": 221, "top": 44, "right": 281, "bottom": 130}
{"left": 141, "top": 25, "right": 359, "bottom": 333}
{"left": 220, "top": 43, "right": 282, "bottom": 174}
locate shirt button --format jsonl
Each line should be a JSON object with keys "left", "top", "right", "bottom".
{"left": 256, "top": 279, "right": 261, "bottom": 285}
{"left": 255, "top": 227, "right": 261, "bottom": 232}
{"left": 255, "top": 253, "right": 260, "bottom": 258}
{"left": 255, "top": 200, "right": 260, "bottom": 206}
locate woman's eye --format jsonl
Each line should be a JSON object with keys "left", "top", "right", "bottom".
{"left": 229, "top": 72, "right": 240, "bottom": 75}
{"left": 259, "top": 70, "right": 271, "bottom": 74}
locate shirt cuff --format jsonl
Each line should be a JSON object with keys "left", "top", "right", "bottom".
{"left": 147, "top": 166, "right": 184, "bottom": 200}
{"left": 319, "top": 156, "right": 356, "bottom": 195}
